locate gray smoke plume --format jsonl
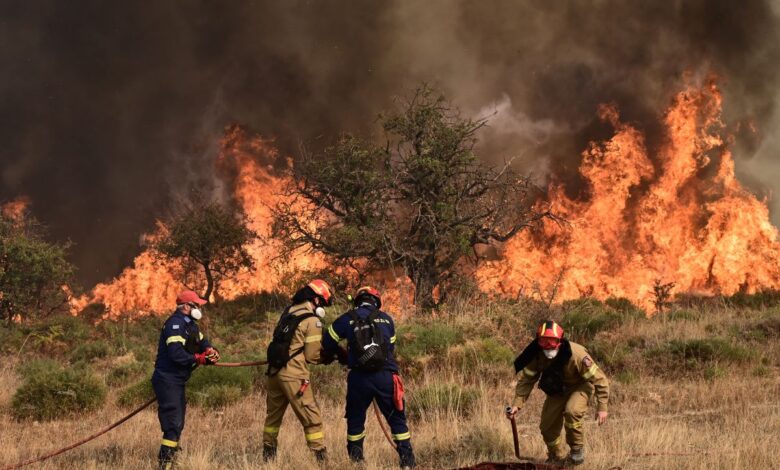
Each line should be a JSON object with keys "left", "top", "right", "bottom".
{"left": 1, "top": 0, "right": 779, "bottom": 286}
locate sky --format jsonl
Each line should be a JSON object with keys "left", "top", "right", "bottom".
{"left": 1, "top": 0, "right": 779, "bottom": 286}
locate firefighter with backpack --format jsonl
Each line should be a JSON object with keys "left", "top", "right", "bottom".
{"left": 262, "top": 279, "right": 332, "bottom": 462}
{"left": 321, "top": 286, "right": 416, "bottom": 469}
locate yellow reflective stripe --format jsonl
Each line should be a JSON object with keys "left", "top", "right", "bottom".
{"left": 545, "top": 435, "right": 562, "bottom": 448}
{"left": 304, "top": 334, "right": 322, "bottom": 343}
{"left": 552, "top": 323, "right": 560, "bottom": 337}
{"left": 166, "top": 335, "right": 186, "bottom": 345}
{"left": 161, "top": 439, "right": 178, "bottom": 447}
{"left": 347, "top": 432, "right": 366, "bottom": 441}
{"left": 540, "top": 323, "right": 547, "bottom": 336}
{"left": 564, "top": 420, "right": 583, "bottom": 429}
{"left": 199, "top": 332, "right": 204, "bottom": 340}
{"left": 306, "top": 431, "right": 324, "bottom": 441}
{"left": 327, "top": 325, "right": 340, "bottom": 341}
{"left": 390, "top": 335, "right": 397, "bottom": 344}
{"left": 263, "top": 426, "right": 280, "bottom": 435}
{"left": 582, "top": 365, "right": 598, "bottom": 380}
{"left": 393, "top": 432, "right": 411, "bottom": 441}
{"left": 522, "top": 367, "right": 537, "bottom": 377}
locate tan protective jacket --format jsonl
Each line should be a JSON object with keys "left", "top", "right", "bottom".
{"left": 513, "top": 341, "right": 609, "bottom": 412}
{"left": 276, "top": 303, "right": 323, "bottom": 380}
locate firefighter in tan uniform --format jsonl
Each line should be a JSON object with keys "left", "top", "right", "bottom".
{"left": 506, "top": 320, "right": 609, "bottom": 466}
{"left": 262, "top": 279, "right": 332, "bottom": 462}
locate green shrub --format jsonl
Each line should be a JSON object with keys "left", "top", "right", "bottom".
{"left": 724, "top": 290, "right": 780, "bottom": 309}
{"left": 186, "top": 366, "right": 253, "bottom": 408}
{"left": 560, "top": 297, "right": 644, "bottom": 341}
{"left": 448, "top": 338, "right": 514, "bottom": 369}
{"left": 646, "top": 338, "right": 753, "bottom": 377}
{"left": 118, "top": 379, "right": 154, "bottom": 408}
{"left": 12, "top": 368, "right": 106, "bottom": 421}
{"left": 17, "top": 358, "right": 63, "bottom": 380}
{"left": 70, "top": 341, "right": 111, "bottom": 363}
{"left": 615, "top": 370, "right": 639, "bottom": 384}
{"left": 397, "top": 324, "right": 464, "bottom": 361}
{"left": 106, "top": 361, "right": 148, "bottom": 387}
{"left": 407, "top": 383, "right": 480, "bottom": 419}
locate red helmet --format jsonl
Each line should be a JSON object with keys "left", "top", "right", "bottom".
{"left": 307, "top": 279, "right": 333, "bottom": 306}
{"left": 537, "top": 320, "right": 564, "bottom": 350}
{"left": 354, "top": 286, "right": 381, "bottom": 308}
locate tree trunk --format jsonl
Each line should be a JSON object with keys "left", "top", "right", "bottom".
{"left": 202, "top": 263, "right": 214, "bottom": 304}
{"left": 410, "top": 264, "right": 439, "bottom": 310}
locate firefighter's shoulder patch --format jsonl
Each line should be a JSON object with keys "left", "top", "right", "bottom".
{"left": 316, "top": 320, "right": 322, "bottom": 328}
{"left": 583, "top": 356, "right": 593, "bottom": 368}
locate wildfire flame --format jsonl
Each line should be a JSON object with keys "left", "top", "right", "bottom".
{"left": 477, "top": 80, "right": 780, "bottom": 310}
{"left": 74, "top": 80, "right": 780, "bottom": 317}
{"left": 1, "top": 197, "right": 30, "bottom": 222}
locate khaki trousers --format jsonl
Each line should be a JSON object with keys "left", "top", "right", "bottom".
{"left": 539, "top": 382, "right": 593, "bottom": 459}
{"left": 262, "top": 375, "right": 325, "bottom": 451}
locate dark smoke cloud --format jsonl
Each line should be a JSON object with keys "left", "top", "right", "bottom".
{"left": 1, "top": 0, "right": 778, "bottom": 286}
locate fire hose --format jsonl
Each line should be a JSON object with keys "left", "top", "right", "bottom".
{"left": 0, "top": 360, "right": 267, "bottom": 470}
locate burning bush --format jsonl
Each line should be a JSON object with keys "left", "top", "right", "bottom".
{"left": 12, "top": 365, "right": 106, "bottom": 421}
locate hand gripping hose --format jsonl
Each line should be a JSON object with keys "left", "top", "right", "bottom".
{"left": 0, "top": 360, "right": 268, "bottom": 470}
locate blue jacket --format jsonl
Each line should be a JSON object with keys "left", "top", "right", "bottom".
{"left": 322, "top": 303, "right": 399, "bottom": 372}
{"left": 152, "top": 310, "right": 212, "bottom": 384}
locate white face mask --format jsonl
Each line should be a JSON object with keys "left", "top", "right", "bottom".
{"left": 314, "top": 306, "right": 326, "bottom": 318}
{"left": 190, "top": 308, "right": 203, "bottom": 320}
{"left": 543, "top": 349, "right": 559, "bottom": 359}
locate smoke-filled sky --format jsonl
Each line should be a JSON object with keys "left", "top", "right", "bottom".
{"left": 2, "top": 0, "right": 780, "bottom": 286}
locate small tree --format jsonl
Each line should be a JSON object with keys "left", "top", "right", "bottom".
{"left": 154, "top": 201, "right": 257, "bottom": 302}
{"left": 273, "top": 86, "right": 552, "bottom": 308}
{"left": 0, "top": 212, "right": 75, "bottom": 324}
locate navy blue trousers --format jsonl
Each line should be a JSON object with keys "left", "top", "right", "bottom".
{"left": 152, "top": 376, "right": 186, "bottom": 445}
{"left": 346, "top": 370, "right": 413, "bottom": 460}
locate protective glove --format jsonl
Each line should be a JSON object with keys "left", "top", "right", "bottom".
{"left": 205, "top": 347, "right": 221, "bottom": 363}
{"left": 194, "top": 352, "right": 211, "bottom": 366}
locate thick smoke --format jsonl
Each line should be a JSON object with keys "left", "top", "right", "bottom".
{"left": 1, "top": 0, "right": 779, "bottom": 286}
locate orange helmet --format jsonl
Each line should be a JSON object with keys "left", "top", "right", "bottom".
{"left": 307, "top": 279, "right": 333, "bottom": 306}
{"left": 537, "top": 320, "right": 564, "bottom": 350}
{"left": 354, "top": 286, "right": 381, "bottom": 308}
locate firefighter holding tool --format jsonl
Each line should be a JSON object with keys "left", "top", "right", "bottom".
{"left": 321, "top": 286, "right": 416, "bottom": 469}
{"left": 152, "top": 290, "right": 221, "bottom": 470}
{"left": 262, "top": 279, "right": 331, "bottom": 463}
{"left": 506, "top": 320, "right": 609, "bottom": 466}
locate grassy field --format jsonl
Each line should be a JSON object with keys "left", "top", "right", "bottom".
{"left": 0, "top": 293, "right": 778, "bottom": 469}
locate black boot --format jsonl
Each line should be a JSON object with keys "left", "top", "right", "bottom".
{"left": 313, "top": 449, "right": 328, "bottom": 462}
{"left": 262, "top": 445, "right": 277, "bottom": 462}
{"left": 158, "top": 445, "right": 177, "bottom": 470}
{"left": 398, "top": 446, "right": 416, "bottom": 469}
{"left": 347, "top": 440, "right": 365, "bottom": 463}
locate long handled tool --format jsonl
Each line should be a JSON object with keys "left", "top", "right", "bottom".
{"left": 505, "top": 406, "right": 521, "bottom": 460}
{"left": 373, "top": 400, "right": 397, "bottom": 449}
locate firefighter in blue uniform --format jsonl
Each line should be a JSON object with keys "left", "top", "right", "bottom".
{"left": 321, "top": 286, "right": 416, "bottom": 469}
{"left": 152, "top": 290, "right": 220, "bottom": 470}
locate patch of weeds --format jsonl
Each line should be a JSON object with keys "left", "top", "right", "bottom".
{"left": 724, "top": 290, "right": 780, "bottom": 309}
{"left": 12, "top": 367, "right": 106, "bottom": 421}
{"left": 118, "top": 379, "right": 154, "bottom": 408}
{"left": 70, "top": 340, "right": 111, "bottom": 363}
{"left": 106, "top": 361, "right": 148, "bottom": 387}
{"left": 560, "top": 297, "right": 644, "bottom": 342}
{"left": 587, "top": 340, "right": 631, "bottom": 371}
{"left": 666, "top": 309, "right": 700, "bottom": 321}
{"left": 751, "top": 366, "right": 770, "bottom": 377}
{"left": 615, "top": 370, "right": 639, "bottom": 385}
{"left": 646, "top": 338, "right": 753, "bottom": 377}
{"left": 187, "top": 366, "right": 253, "bottom": 408}
{"left": 407, "top": 383, "right": 480, "bottom": 420}
{"left": 448, "top": 338, "right": 514, "bottom": 370}
{"left": 704, "top": 365, "right": 727, "bottom": 380}
{"left": 396, "top": 324, "right": 464, "bottom": 362}
{"left": 190, "top": 384, "right": 243, "bottom": 409}
{"left": 17, "top": 358, "right": 63, "bottom": 380}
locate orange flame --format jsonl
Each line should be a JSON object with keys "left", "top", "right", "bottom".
{"left": 1, "top": 196, "right": 30, "bottom": 222}
{"left": 477, "top": 81, "right": 780, "bottom": 310}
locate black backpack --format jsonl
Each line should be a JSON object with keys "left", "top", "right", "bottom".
{"left": 266, "top": 308, "right": 316, "bottom": 375}
{"left": 348, "top": 308, "right": 388, "bottom": 372}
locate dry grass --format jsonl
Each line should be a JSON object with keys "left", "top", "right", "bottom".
{"left": 0, "top": 298, "right": 778, "bottom": 469}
